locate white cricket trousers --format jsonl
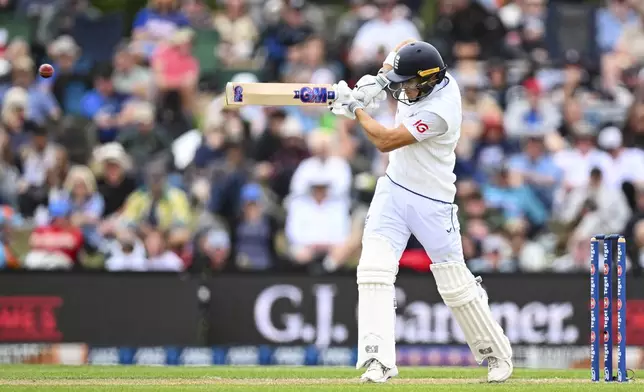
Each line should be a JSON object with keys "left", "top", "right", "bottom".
{"left": 363, "top": 175, "right": 464, "bottom": 265}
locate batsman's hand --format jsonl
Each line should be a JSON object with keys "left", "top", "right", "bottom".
{"left": 354, "top": 74, "right": 388, "bottom": 109}
{"left": 330, "top": 80, "right": 363, "bottom": 120}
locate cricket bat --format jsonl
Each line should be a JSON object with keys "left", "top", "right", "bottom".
{"left": 224, "top": 82, "right": 337, "bottom": 107}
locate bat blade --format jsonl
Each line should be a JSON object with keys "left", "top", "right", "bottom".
{"left": 225, "top": 82, "right": 336, "bottom": 107}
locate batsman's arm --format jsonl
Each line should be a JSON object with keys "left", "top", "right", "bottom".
{"left": 354, "top": 109, "right": 416, "bottom": 153}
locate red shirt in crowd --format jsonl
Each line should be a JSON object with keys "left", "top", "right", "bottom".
{"left": 151, "top": 43, "right": 198, "bottom": 88}
{"left": 29, "top": 225, "right": 85, "bottom": 264}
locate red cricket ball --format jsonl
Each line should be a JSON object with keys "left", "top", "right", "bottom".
{"left": 39, "top": 64, "right": 54, "bottom": 78}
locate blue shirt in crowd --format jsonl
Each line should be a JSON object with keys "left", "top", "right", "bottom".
{"left": 0, "top": 84, "right": 59, "bottom": 124}
{"left": 80, "top": 90, "right": 128, "bottom": 143}
{"left": 507, "top": 152, "right": 562, "bottom": 207}
{"left": 596, "top": 7, "right": 638, "bottom": 53}
{"left": 482, "top": 183, "right": 549, "bottom": 227}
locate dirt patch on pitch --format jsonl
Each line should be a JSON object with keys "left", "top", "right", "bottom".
{"left": 0, "top": 378, "right": 597, "bottom": 386}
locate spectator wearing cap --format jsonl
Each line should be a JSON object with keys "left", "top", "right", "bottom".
{"left": 552, "top": 123, "right": 612, "bottom": 190}
{"left": 0, "top": 56, "right": 60, "bottom": 124}
{"left": 53, "top": 165, "right": 105, "bottom": 249}
{"left": 119, "top": 161, "right": 192, "bottom": 246}
{"left": 348, "top": 0, "right": 420, "bottom": 74}
{"left": 112, "top": 43, "right": 152, "bottom": 99}
{"left": 195, "top": 226, "right": 231, "bottom": 272}
{"left": 507, "top": 135, "right": 562, "bottom": 208}
{"left": 289, "top": 129, "right": 352, "bottom": 200}
{"left": 151, "top": 27, "right": 199, "bottom": 117}
{"left": 81, "top": 64, "right": 128, "bottom": 144}
{"left": 117, "top": 101, "right": 172, "bottom": 170}
{"left": 231, "top": 183, "right": 277, "bottom": 271}
{"left": 597, "top": 125, "right": 644, "bottom": 190}
{"left": 16, "top": 124, "right": 59, "bottom": 217}
{"left": 46, "top": 36, "right": 93, "bottom": 116}
{"left": 285, "top": 175, "right": 351, "bottom": 272}
{"left": 504, "top": 78, "right": 561, "bottom": 139}
{"left": 132, "top": 0, "right": 190, "bottom": 58}
{"left": 214, "top": 0, "right": 260, "bottom": 68}
{"left": 25, "top": 198, "right": 94, "bottom": 270}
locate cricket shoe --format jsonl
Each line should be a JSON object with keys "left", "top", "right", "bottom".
{"left": 360, "top": 359, "right": 399, "bottom": 383}
{"left": 487, "top": 357, "right": 513, "bottom": 383}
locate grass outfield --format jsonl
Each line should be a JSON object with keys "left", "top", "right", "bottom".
{"left": 0, "top": 365, "right": 641, "bottom": 391}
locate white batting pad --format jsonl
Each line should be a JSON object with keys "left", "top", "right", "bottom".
{"left": 356, "top": 235, "right": 398, "bottom": 369}
{"left": 431, "top": 261, "right": 512, "bottom": 363}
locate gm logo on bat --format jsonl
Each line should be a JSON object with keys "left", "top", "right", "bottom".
{"left": 233, "top": 85, "right": 244, "bottom": 102}
{"left": 293, "top": 87, "right": 336, "bottom": 103}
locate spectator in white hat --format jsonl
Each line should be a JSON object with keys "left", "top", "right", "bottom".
{"left": 289, "top": 128, "right": 352, "bottom": 201}
{"left": 597, "top": 125, "right": 644, "bottom": 190}
{"left": 285, "top": 174, "right": 351, "bottom": 271}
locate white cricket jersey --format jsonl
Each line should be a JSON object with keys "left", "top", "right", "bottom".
{"left": 386, "top": 71, "right": 462, "bottom": 203}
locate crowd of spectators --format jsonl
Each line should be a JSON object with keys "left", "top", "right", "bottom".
{"left": 0, "top": 0, "right": 644, "bottom": 275}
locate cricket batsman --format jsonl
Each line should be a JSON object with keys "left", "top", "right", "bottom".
{"left": 329, "top": 40, "right": 513, "bottom": 383}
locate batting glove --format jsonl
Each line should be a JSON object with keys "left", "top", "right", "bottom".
{"left": 330, "top": 80, "right": 364, "bottom": 120}
{"left": 353, "top": 74, "right": 389, "bottom": 109}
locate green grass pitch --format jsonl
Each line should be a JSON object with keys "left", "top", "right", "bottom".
{"left": 0, "top": 365, "right": 641, "bottom": 391}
